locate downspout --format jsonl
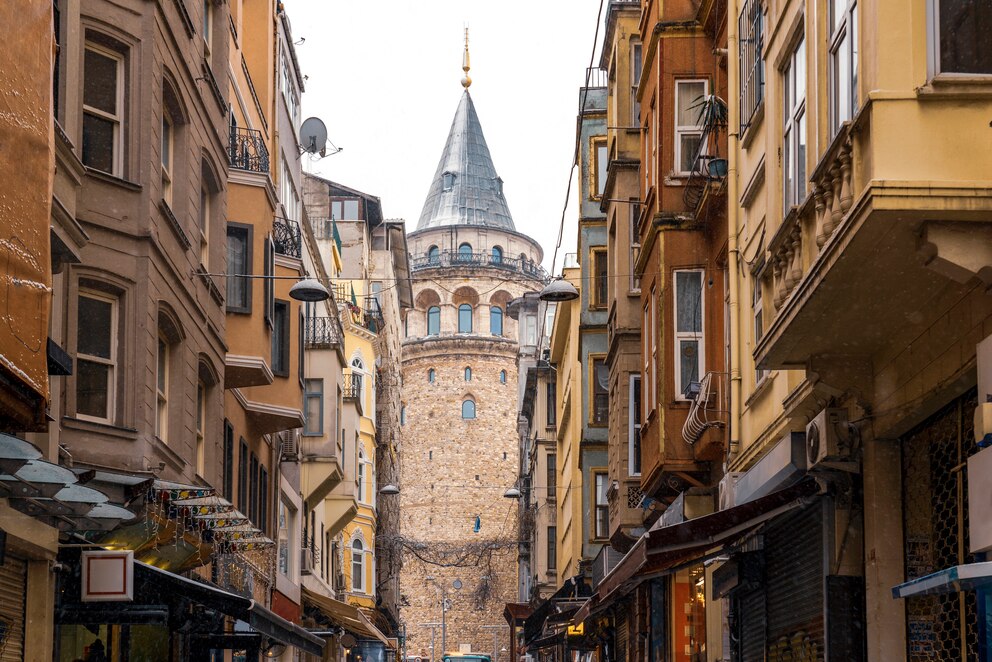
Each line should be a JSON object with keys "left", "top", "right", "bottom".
{"left": 726, "top": 0, "right": 742, "bottom": 466}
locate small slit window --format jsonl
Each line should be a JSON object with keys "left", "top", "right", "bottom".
{"left": 442, "top": 172, "right": 456, "bottom": 191}
{"left": 428, "top": 368, "right": 436, "bottom": 383}
{"left": 500, "top": 370, "right": 507, "bottom": 384}
{"left": 462, "top": 399, "right": 476, "bottom": 419}
{"left": 464, "top": 367, "right": 472, "bottom": 382}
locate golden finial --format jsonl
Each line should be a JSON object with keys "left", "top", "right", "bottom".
{"left": 461, "top": 27, "right": 472, "bottom": 89}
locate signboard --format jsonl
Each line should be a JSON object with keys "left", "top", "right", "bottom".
{"left": 81, "top": 550, "right": 134, "bottom": 602}
{"left": 969, "top": 445, "right": 992, "bottom": 554}
{"left": 566, "top": 623, "right": 584, "bottom": 637}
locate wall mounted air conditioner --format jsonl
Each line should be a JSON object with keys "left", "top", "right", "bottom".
{"left": 806, "top": 408, "right": 855, "bottom": 471}
{"left": 718, "top": 472, "right": 742, "bottom": 510}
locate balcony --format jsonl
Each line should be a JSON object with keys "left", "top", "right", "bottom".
{"left": 682, "top": 95, "right": 728, "bottom": 219}
{"left": 305, "top": 315, "right": 343, "bottom": 349}
{"left": 273, "top": 217, "right": 302, "bottom": 258}
{"left": 410, "top": 249, "right": 548, "bottom": 281}
{"left": 310, "top": 217, "right": 344, "bottom": 256}
{"left": 229, "top": 126, "right": 269, "bottom": 173}
{"left": 681, "top": 371, "right": 727, "bottom": 461}
{"left": 342, "top": 371, "right": 363, "bottom": 404}
{"left": 344, "top": 296, "right": 383, "bottom": 334}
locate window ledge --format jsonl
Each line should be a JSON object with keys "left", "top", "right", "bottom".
{"left": 84, "top": 168, "right": 142, "bottom": 191}
{"left": 918, "top": 74, "right": 992, "bottom": 99}
{"left": 740, "top": 101, "right": 765, "bottom": 150}
{"left": 743, "top": 371, "right": 776, "bottom": 409}
{"left": 62, "top": 416, "right": 138, "bottom": 440}
{"left": 159, "top": 199, "right": 192, "bottom": 250}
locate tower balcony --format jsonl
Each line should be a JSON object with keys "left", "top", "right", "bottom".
{"left": 410, "top": 249, "right": 548, "bottom": 280}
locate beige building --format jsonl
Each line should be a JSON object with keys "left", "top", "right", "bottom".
{"left": 399, "top": 70, "right": 545, "bottom": 660}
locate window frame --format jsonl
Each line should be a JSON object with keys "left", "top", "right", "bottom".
{"left": 427, "top": 306, "right": 441, "bottom": 336}
{"left": 629, "top": 375, "right": 642, "bottom": 476}
{"left": 591, "top": 249, "right": 608, "bottom": 309}
{"left": 277, "top": 498, "right": 292, "bottom": 578}
{"left": 547, "top": 525, "right": 557, "bottom": 573}
{"left": 593, "top": 471, "right": 609, "bottom": 540}
{"left": 490, "top": 305, "right": 503, "bottom": 336}
{"left": 155, "top": 333, "right": 169, "bottom": 442}
{"left": 674, "top": 79, "right": 709, "bottom": 176}
{"left": 546, "top": 453, "right": 556, "bottom": 501}
{"left": 629, "top": 203, "right": 642, "bottom": 292}
{"left": 738, "top": 0, "right": 765, "bottom": 135}
{"left": 263, "top": 237, "right": 275, "bottom": 327}
{"left": 783, "top": 36, "right": 807, "bottom": 211}
{"left": 829, "top": 0, "right": 858, "bottom": 135}
{"left": 199, "top": 176, "right": 211, "bottom": 267}
{"left": 239, "top": 439, "right": 249, "bottom": 512}
{"left": 303, "top": 378, "right": 324, "bottom": 436}
{"left": 753, "top": 274, "right": 767, "bottom": 385}
{"left": 195, "top": 380, "right": 206, "bottom": 475}
{"left": 462, "top": 398, "right": 476, "bottom": 420}
{"left": 428, "top": 368, "right": 436, "bottom": 384}
{"left": 546, "top": 381, "right": 557, "bottom": 428}
{"left": 75, "top": 288, "right": 119, "bottom": 424}
{"left": 674, "top": 269, "right": 706, "bottom": 401}
{"left": 464, "top": 367, "right": 472, "bottom": 382}
{"left": 927, "top": 0, "right": 992, "bottom": 78}
{"left": 590, "top": 355, "right": 609, "bottom": 427}
{"left": 351, "top": 538, "right": 366, "bottom": 593}
{"left": 630, "top": 41, "right": 642, "bottom": 125}
{"left": 223, "top": 420, "right": 234, "bottom": 499}
{"left": 161, "top": 110, "right": 174, "bottom": 206}
{"left": 458, "top": 304, "right": 473, "bottom": 334}
{"left": 500, "top": 370, "right": 507, "bottom": 384}
{"left": 272, "top": 299, "right": 291, "bottom": 377}
{"left": 82, "top": 40, "right": 124, "bottom": 176}
{"left": 225, "top": 223, "right": 253, "bottom": 313}
{"left": 592, "top": 137, "right": 608, "bottom": 199}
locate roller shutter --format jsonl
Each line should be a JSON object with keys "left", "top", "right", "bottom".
{"left": 765, "top": 503, "right": 824, "bottom": 659}
{"left": 616, "top": 607, "right": 627, "bottom": 662}
{"left": 737, "top": 587, "right": 766, "bottom": 662}
{"left": 0, "top": 556, "right": 26, "bottom": 662}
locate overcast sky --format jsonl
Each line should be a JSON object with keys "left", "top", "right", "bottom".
{"left": 290, "top": 0, "right": 604, "bottom": 273}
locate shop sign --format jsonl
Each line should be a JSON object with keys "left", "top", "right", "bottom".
{"left": 81, "top": 550, "right": 134, "bottom": 602}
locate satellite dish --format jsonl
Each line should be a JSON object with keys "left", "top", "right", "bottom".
{"left": 299, "top": 117, "right": 327, "bottom": 156}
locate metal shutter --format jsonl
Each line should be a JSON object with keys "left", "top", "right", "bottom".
{"left": 738, "top": 587, "right": 766, "bottom": 662}
{"left": 765, "top": 503, "right": 824, "bottom": 658}
{"left": 0, "top": 557, "right": 26, "bottom": 662}
{"left": 616, "top": 607, "right": 628, "bottom": 662}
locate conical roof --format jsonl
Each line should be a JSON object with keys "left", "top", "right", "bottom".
{"left": 416, "top": 91, "right": 515, "bottom": 231}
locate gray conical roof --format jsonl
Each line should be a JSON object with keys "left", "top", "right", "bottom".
{"left": 416, "top": 91, "right": 515, "bottom": 231}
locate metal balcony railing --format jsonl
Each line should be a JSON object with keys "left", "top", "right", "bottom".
{"left": 410, "top": 249, "right": 548, "bottom": 280}
{"left": 682, "top": 371, "right": 729, "bottom": 445}
{"left": 229, "top": 126, "right": 269, "bottom": 173}
{"left": 273, "top": 217, "right": 302, "bottom": 258}
{"left": 683, "top": 96, "right": 729, "bottom": 213}
{"left": 342, "top": 372, "right": 363, "bottom": 400}
{"left": 305, "top": 315, "right": 343, "bottom": 348}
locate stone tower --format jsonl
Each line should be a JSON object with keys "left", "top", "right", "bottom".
{"left": 398, "top": 59, "right": 545, "bottom": 660}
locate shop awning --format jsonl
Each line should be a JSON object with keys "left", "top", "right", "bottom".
{"left": 574, "top": 477, "right": 825, "bottom": 623}
{"left": 892, "top": 562, "right": 992, "bottom": 599}
{"left": 138, "top": 562, "right": 324, "bottom": 655}
{"left": 302, "top": 586, "right": 390, "bottom": 646}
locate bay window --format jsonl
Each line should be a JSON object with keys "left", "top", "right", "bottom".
{"left": 830, "top": 0, "right": 858, "bottom": 133}
{"left": 674, "top": 270, "right": 704, "bottom": 399}
{"left": 783, "top": 37, "right": 807, "bottom": 210}
{"left": 675, "top": 80, "right": 707, "bottom": 175}
{"left": 82, "top": 40, "right": 124, "bottom": 175}
{"left": 594, "top": 473, "right": 609, "bottom": 540}
{"left": 629, "top": 375, "right": 642, "bottom": 475}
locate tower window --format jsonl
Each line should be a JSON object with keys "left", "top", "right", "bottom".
{"left": 458, "top": 304, "right": 473, "bottom": 333}
{"left": 427, "top": 306, "right": 441, "bottom": 336}
{"left": 500, "top": 370, "right": 507, "bottom": 384}
{"left": 428, "top": 368, "right": 436, "bottom": 383}
{"left": 442, "top": 172, "right": 455, "bottom": 191}
{"left": 464, "top": 367, "right": 472, "bottom": 382}
{"left": 462, "top": 399, "right": 476, "bottom": 419}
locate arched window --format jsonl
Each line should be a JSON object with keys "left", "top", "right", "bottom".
{"left": 491, "top": 246, "right": 503, "bottom": 264}
{"left": 458, "top": 304, "right": 473, "bottom": 333}
{"left": 427, "top": 306, "right": 441, "bottom": 335}
{"left": 464, "top": 367, "right": 472, "bottom": 382}
{"left": 490, "top": 306, "right": 503, "bottom": 336}
{"left": 428, "top": 368, "right": 436, "bottom": 383}
{"left": 500, "top": 370, "right": 507, "bottom": 384}
{"left": 351, "top": 357, "right": 364, "bottom": 403}
{"left": 428, "top": 245, "right": 440, "bottom": 264}
{"left": 462, "top": 399, "right": 476, "bottom": 419}
{"left": 351, "top": 538, "right": 365, "bottom": 592}
{"left": 457, "top": 242, "right": 472, "bottom": 264}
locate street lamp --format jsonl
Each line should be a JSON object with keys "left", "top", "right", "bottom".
{"left": 197, "top": 271, "right": 331, "bottom": 302}
{"left": 502, "top": 487, "right": 522, "bottom": 499}
{"left": 379, "top": 484, "right": 400, "bottom": 495}
{"left": 538, "top": 278, "right": 579, "bottom": 302}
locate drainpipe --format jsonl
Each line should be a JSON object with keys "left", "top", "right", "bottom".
{"left": 726, "top": 0, "right": 742, "bottom": 466}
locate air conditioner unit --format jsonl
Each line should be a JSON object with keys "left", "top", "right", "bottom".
{"left": 301, "top": 547, "right": 314, "bottom": 575}
{"left": 806, "top": 408, "right": 852, "bottom": 470}
{"left": 280, "top": 432, "right": 298, "bottom": 462}
{"left": 718, "top": 472, "right": 742, "bottom": 510}
{"left": 334, "top": 572, "right": 346, "bottom": 592}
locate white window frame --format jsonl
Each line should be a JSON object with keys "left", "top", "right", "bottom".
{"left": 630, "top": 41, "right": 642, "bottom": 124}
{"left": 199, "top": 180, "right": 210, "bottom": 266}
{"left": 351, "top": 537, "right": 366, "bottom": 593}
{"left": 303, "top": 378, "right": 324, "bottom": 436}
{"left": 76, "top": 289, "right": 118, "bottom": 424}
{"left": 753, "top": 275, "right": 766, "bottom": 385}
{"left": 629, "top": 203, "right": 641, "bottom": 292}
{"left": 594, "top": 139, "right": 608, "bottom": 199}
{"left": 278, "top": 498, "right": 293, "bottom": 578}
{"left": 357, "top": 448, "right": 367, "bottom": 503}
{"left": 673, "top": 269, "right": 705, "bottom": 401}
{"left": 829, "top": 0, "right": 858, "bottom": 134}
{"left": 202, "top": 0, "right": 213, "bottom": 55}
{"left": 650, "top": 286, "right": 658, "bottom": 409}
{"left": 161, "top": 111, "right": 173, "bottom": 206}
{"left": 674, "top": 79, "right": 709, "bottom": 176}
{"left": 156, "top": 333, "right": 169, "bottom": 442}
{"left": 593, "top": 472, "right": 609, "bottom": 540}
{"left": 628, "top": 375, "right": 642, "bottom": 476}
{"left": 196, "top": 380, "right": 206, "bottom": 475}
{"left": 83, "top": 42, "right": 124, "bottom": 176}
{"left": 783, "top": 37, "right": 807, "bottom": 211}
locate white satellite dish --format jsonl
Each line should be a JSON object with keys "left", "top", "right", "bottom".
{"left": 299, "top": 117, "right": 327, "bottom": 156}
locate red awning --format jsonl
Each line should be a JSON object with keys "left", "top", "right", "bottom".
{"left": 574, "top": 476, "right": 825, "bottom": 622}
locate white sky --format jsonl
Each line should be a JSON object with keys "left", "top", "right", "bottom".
{"left": 290, "top": 0, "right": 604, "bottom": 272}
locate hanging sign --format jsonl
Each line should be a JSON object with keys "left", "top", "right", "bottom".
{"left": 81, "top": 550, "right": 134, "bottom": 602}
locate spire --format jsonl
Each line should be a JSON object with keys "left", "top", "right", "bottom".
{"left": 415, "top": 90, "right": 515, "bottom": 232}
{"left": 461, "top": 27, "right": 472, "bottom": 89}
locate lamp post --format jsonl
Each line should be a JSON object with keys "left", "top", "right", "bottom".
{"left": 427, "top": 576, "right": 462, "bottom": 657}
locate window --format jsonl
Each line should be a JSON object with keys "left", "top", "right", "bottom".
{"left": 674, "top": 270, "right": 705, "bottom": 399}
{"left": 546, "top": 381, "right": 557, "bottom": 427}
{"left": 547, "top": 454, "right": 556, "bottom": 500}
{"left": 357, "top": 449, "right": 366, "bottom": 502}
{"left": 931, "top": 0, "right": 992, "bottom": 75}
{"left": 457, "top": 242, "right": 473, "bottom": 263}
{"left": 351, "top": 356, "right": 365, "bottom": 404}
{"left": 594, "top": 473, "right": 609, "bottom": 539}
{"left": 491, "top": 246, "right": 503, "bottom": 264}
{"left": 525, "top": 315, "right": 537, "bottom": 346}
{"left": 547, "top": 526, "right": 557, "bottom": 572}
{"left": 272, "top": 300, "right": 291, "bottom": 376}
{"left": 500, "top": 370, "right": 507, "bottom": 384}
{"left": 280, "top": 49, "right": 300, "bottom": 124}
{"left": 630, "top": 41, "right": 642, "bottom": 124}
{"left": 458, "top": 304, "right": 473, "bottom": 333}
{"left": 753, "top": 276, "right": 766, "bottom": 384}
{"left": 594, "top": 139, "right": 608, "bottom": 198}
{"left": 592, "top": 250, "right": 608, "bottom": 308}
{"left": 82, "top": 41, "right": 123, "bottom": 175}
{"left": 650, "top": 286, "right": 658, "bottom": 411}
{"left": 351, "top": 539, "right": 365, "bottom": 592}
{"left": 76, "top": 290, "right": 118, "bottom": 422}
{"left": 401, "top": 405, "right": 406, "bottom": 426}
{"left": 783, "top": 37, "right": 807, "bottom": 210}
{"left": 196, "top": 380, "right": 206, "bottom": 474}
{"left": 464, "top": 367, "right": 472, "bottom": 382}
{"left": 427, "top": 306, "right": 440, "bottom": 335}
{"left": 259, "top": 466, "right": 269, "bottom": 534}
{"left": 202, "top": 0, "right": 213, "bottom": 53}
{"left": 591, "top": 358, "right": 608, "bottom": 426}
{"left": 490, "top": 306, "right": 503, "bottom": 336}
{"left": 442, "top": 172, "right": 455, "bottom": 191}
{"left": 155, "top": 335, "right": 169, "bottom": 440}
{"left": 226, "top": 224, "right": 252, "bottom": 312}
{"left": 298, "top": 308, "right": 305, "bottom": 385}
{"left": 428, "top": 245, "right": 440, "bottom": 265}
{"left": 629, "top": 203, "right": 642, "bottom": 291}
{"left": 249, "top": 452, "right": 259, "bottom": 522}
{"left": 278, "top": 499, "right": 291, "bottom": 577}
{"left": 830, "top": 0, "right": 858, "bottom": 134}
{"left": 199, "top": 163, "right": 216, "bottom": 267}
{"left": 739, "top": 0, "right": 765, "bottom": 134}
{"left": 462, "top": 399, "right": 476, "bottom": 420}
{"left": 223, "top": 420, "right": 234, "bottom": 499}
{"left": 675, "top": 80, "right": 708, "bottom": 175}
{"left": 239, "top": 439, "right": 248, "bottom": 512}
{"left": 304, "top": 378, "right": 323, "bottom": 435}
{"left": 629, "top": 376, "right": 642, "bottom": 475}
{"left": 428, "top": 368, "right": 436, "bottom": 383}
{"left": 331, "top": 198, "right": 361, "bottom": 220}
{"left": 161, "top": 111, "right": 173, "bottom": 206}
{"left": 263, "top": 237, "right": 274, "bottom": 326}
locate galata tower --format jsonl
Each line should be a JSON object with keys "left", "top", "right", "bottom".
{"left": 397, "top": 39, "right": 545, "bottom": 661}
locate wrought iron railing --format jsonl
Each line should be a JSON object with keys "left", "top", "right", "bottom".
{"left": 273, "top": 217, "right": 302, "bottom": 258}
{"left": 682, "top": 371, "right": 728, "bottom": 445}
{"left": 410, "top": 250, "right": 548, "bottom": 280}
{"left": 342, "top": 372, "right": 363, "bottom": 400}
{"left": 229, "top": 126, "right": 269, "bottom": 173}
{"left": 683, "top": 97, "right": 729, "bottom": 213}
{"left": 305, "top": 315, "right": 343, "bottom": 348}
